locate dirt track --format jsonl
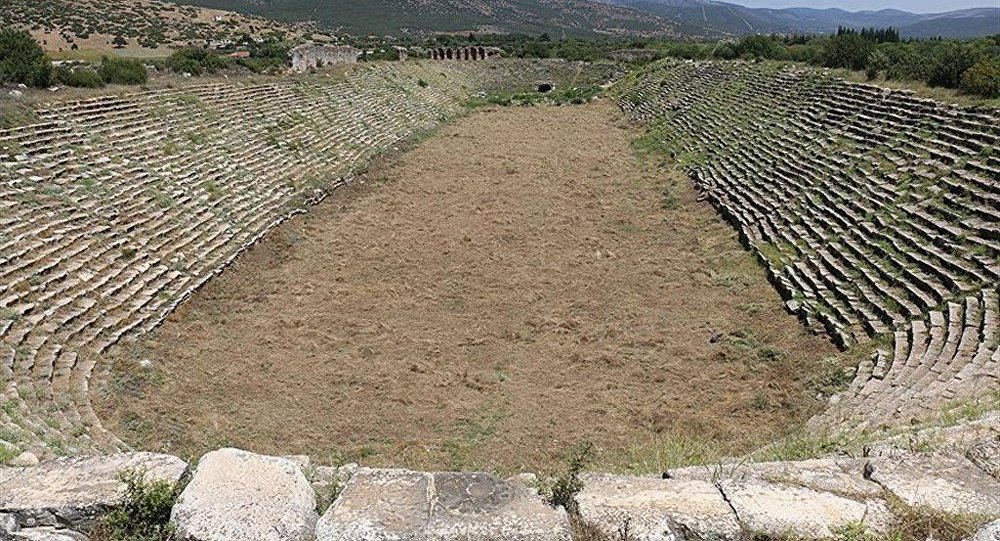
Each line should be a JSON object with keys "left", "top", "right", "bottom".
{"left": 98, "top": 101, "right": 840, "bottom": 473}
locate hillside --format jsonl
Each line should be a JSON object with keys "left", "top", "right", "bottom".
{"left": 169, "top": 0, "right": 678, "bottom": 37}
{"left": 602, "top": 0, "right": 1000, "bottom": 38}
{"left": 0, "top": 0, "right": 323, "bottom": 57}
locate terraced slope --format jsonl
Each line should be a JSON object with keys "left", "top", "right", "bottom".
{"left": 0, "top": 60, "right": 609, "bottom": 461}
{"left": 614, "top": 60, "right": 999, "bottom": 434}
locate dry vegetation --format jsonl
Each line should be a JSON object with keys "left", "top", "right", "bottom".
{"left": 97, "top": 101, "right": 841, "bottom": 474}
{"left": 1, "top": 0, "right": 321, "bottom": 58}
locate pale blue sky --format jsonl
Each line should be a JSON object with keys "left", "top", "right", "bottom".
{"left": 730, "top": 0, "right": 998, "bottom": 13}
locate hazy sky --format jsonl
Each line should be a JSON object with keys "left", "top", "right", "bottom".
{"left": 729, "top": 0, "right": 997, "bottom": 13}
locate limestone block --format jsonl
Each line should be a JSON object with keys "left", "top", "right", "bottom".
{"left": 7, "top": 527, "right": 89, "bottom": 541}
{"left": 315, "top": 468, "right": 570, "bottom": 541}
{"left": 868, "top": 452, "right": 1000, "bottom": 518}
{"left": 0, "top": 453, "right": 187, "bottom": 530}
{"left": 718, "top": 479, "right": 892, "bottom": 538}
{"left": 969, "top": 520, "right": 1000, "bottom": 541}
{"left": 576, "top": 474, "right": 740, "bottom": 541}
{"left": 171, "top": 448, "right": 317, "bottom": 541}
{"left": 668, "top": 458, "right": 883, "bottom": 499}
{"left": 7, "top": 454, "right": 38, "bottom": 468}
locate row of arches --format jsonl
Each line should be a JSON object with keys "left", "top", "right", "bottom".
{"left": 431, "top": 47, "right": 498, "bottom": 61}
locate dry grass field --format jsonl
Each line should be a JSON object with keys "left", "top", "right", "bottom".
{"left": 96, "top": 101, "right": 844, "bottom": 474}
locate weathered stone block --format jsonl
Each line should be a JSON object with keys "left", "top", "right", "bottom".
{"left": 5, "top": 527, "right": 89, "bottom": 540}
{"left": 718, "top": 479, "right": 892, "bottom": 538}
{"left": 668, "top": 458, "right": 883, "bottom": 499}
{"left": 171, "top": 448, "right": 317, "bottom": 541}
{"left": 0, "top": 452, "right": 187, "bottom": 530}
{"left": 969, "top": 519, "right": 1000, "bottom": 541}
{"left": 576, "top": 474, "right": 740, "bottom": 541}
{"left": 315, "top": 468, "right": 570, "bottom": 540}
{"left": 868, "top": 452, "right": 1000, "bottom": 518}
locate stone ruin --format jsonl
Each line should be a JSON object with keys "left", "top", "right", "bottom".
{"left": 431, "top": 46, "right": 502, "bottom": 61}
{"left": 0, "top": 57, "right": 998, "bottom": 539}
{"left": 289, "top": 43, "right": 359, "bottom": 73}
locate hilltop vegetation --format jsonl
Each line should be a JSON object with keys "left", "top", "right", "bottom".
{"left": 644, "top": 30, "right": 1000, "bottom": 99}
{"left": 0, "top": 0, "right": 319, "bottom": 56}
{"left": 171, "top": 0, "right": 677, "bottom": 38}
{"left": 170, "top": 0, "right": 999, "bottom": 40}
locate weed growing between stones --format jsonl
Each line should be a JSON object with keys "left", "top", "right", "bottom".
{"left": 315, "top": 481, "right": 344, "bottom": 515}
{"left": 89, "top": 468, "right": 186, "bottom": 541}
{"left": 831, "top": 501, "right": 988, "bottom": 541}
{"left": 542, "top": 442, "right": 594, "bottom": 514}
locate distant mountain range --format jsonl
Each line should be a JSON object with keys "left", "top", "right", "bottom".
{"left": 601, "top": 0, "right": 1000, "bottom": 38}
{"left": 168, "top": 0, "right": 678, "bottom": 37}
{"left": 169, "top": 0, "right": 999, "bottom": 38}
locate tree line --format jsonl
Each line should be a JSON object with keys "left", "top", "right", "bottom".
{"left": 666, "top": 31, "right": 1000, "bottom": 99}
{"left": 0, "top": 27, "right": 292, "bottom": 89}
{"left": 4, "top": 24, "right": 998, "bottom": 99}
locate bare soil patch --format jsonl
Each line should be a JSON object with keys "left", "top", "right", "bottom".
{"left": 97, "top": 101, "right": 840, "bottom": 474}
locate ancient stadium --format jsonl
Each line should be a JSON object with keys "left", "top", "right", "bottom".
{"left": 0, "top": 14, "right": 999, "bottom": 541}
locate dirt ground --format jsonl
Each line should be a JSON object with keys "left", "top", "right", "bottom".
{"left": 97, "top": 101, "right": 842, "bottom": 474}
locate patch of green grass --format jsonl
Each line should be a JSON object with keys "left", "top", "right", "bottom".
{"left": 0, "top": 444, "right": 17, "bottom": 465}
{"left": 202, "top": 181, "right": 220, "bottom": 200}
{"left": 442, "top": 410, "right": 502, "bottom": 470}
{"left": 467, "top": 85, "right": 604, "bottom": 109}
{"left": 327, "top": 445, "right": 377, "bottom": 467}
{"left": 0, "top": 427, "right": 23, "bottom": 444}
{"left": 829, "top": 500, "right": 989, "bottom": 541}
{"left": 186, "top": 131, "right": 207, "bottom": 145}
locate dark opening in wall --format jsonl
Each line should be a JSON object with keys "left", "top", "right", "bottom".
{"left": 538, "top": 83, "right": 553, "bottom": 93}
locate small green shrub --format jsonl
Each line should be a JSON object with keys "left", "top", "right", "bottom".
{"left": 99, "top": 56, "right": 148, "bottom": 85}
{"left": 54, "top": 66, "right": 104, "bottom": 88}
{"left": 92, "top": 468, "right": 183, "bottom": 541}
{"left": 960, "top": 57, "right": 1000, "bottom": 99}
{"left": 544, "top": 442, "right": 593, "bottom": 514}
{"left": 166, "top": 48, "right": 228, "bottom": 76}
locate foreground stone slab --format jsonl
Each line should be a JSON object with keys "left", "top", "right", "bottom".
{"left": 171, "top": 448, "right": 317, "bottom": 541}
{"left": 868, "top": 452, "right": 1000, "bottom": 518}
{"left": 718, "top": 479, "right": 892, "bottom": 538}
{"left": 969, "top": 519, "right": 1000, "bottom": 541}
{"left": 315, "top": 468, "right": 570, "bottom": 541}
{"left": 576, "top": 474, "right": 740, "bottom": 540}
{"left": 5, "top": 526, "right": 89, "bottom": 540}
{"left": 0, "top": 452, "right": 187, "bottom": 530}
{"left": 668, "top": 458, "right": 882, "bottom": 499}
